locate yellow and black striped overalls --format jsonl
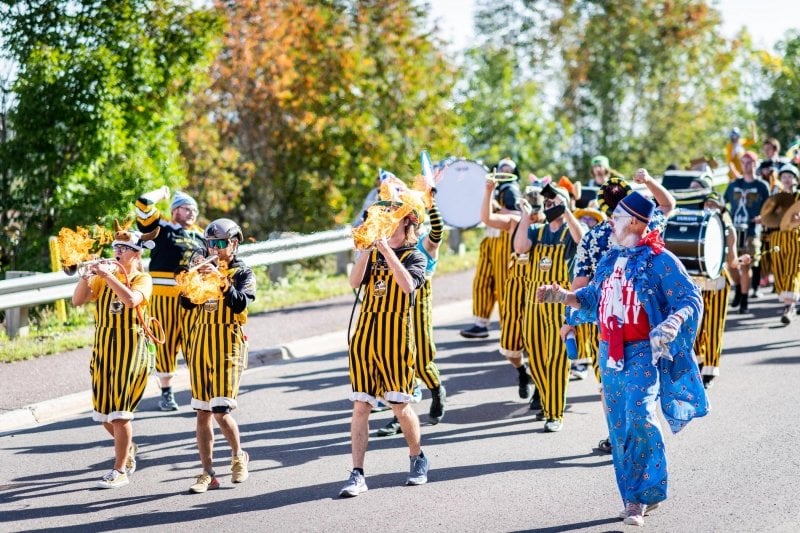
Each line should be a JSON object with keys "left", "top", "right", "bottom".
{"left": 412, "top": 275, "right": 441, "bottom": 391}
{"left": 349, "top": 248, "right": 419, "bottom": 403}
{"left": 472, "top": 230, "right": 513, "bottom": 324}
{"left": 184, "top": 267, "right": 249, "bottom": 412}
{"left": 694, "top": 273, "right": 731, "bottom": 376}
{"left": 88, "top": 273, "right": 152, "bottom": 422}
{"left": 771, "top": 192, "right": 800, "bottom": 304}
{"left": 136, "top": 197, "right": 205, "bottom": 379}
{"left": 499, "top": 223, "right": 534, "bottom": 357}
{"left": 523, "top": 224, "right": 574, "bottom": 421}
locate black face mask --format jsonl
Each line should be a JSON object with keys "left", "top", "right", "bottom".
{"left": 544, "top": 204, "right": 565, "bottom": 222}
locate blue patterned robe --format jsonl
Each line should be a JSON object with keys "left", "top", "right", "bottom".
{"left": 572, "top": 242, "right": 709, "bottom": 506}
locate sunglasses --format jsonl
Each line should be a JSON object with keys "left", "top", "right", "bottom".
{"left": 113, "top": 245, "right": 137, "bottom": 253}
{"left": 208, "top": 238, "right": 230, "bottom": 249}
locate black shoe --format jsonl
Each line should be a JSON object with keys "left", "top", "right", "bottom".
{"left": 460, "top": 324, "right": 489, "bottom": 339}
{"left": 730, "top": 287, "right": 741, "bottom": 308}
{"left": 702, "top": 375, "right": 715, "bottom": 390}
{"left": 429, "top": 385, "right": 446, "bottom": 424}
{"left": 517, "top": 368, "right": 532, "bottom": 399}
{"left": 739, "top": 294, "right": 749, "bottom": 314}
{"left": 751, "top": 289, "right": 760, "bottom": 298}
{"left": 781, "top": 307, "right": 792, "bottom": 325}
{"left": 529, "top": 389, "right": 542, "bottom": 411}
{"left": 377, "top": 417, "right": 402, "bottom": 436}
{"left": 795, "top": 304, "right": 800, "bottom": 316}
{"left": 597, "top": 437, "right": 612, "bottom": 454}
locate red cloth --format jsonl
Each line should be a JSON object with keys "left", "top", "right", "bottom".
{"left": 638, "top": 230, "right": 665, "bottom": 254}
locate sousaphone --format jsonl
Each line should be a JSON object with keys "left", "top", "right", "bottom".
{"left": 760, "top": 193, "right": 795, "bottom": 229}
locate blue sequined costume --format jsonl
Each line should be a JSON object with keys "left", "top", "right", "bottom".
{"left": 572, "top": 242, "right": 708, "bottom": 506}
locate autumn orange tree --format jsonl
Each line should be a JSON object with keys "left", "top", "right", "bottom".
{"left": 189, "top": 0, "right": 463, "bottom": 238}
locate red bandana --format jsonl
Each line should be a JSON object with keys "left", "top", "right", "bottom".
{"left": 637, "top": 230, "right": 664, "bottom": 254}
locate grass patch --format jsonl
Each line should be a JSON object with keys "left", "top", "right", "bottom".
{"left": 1, "top": 228, "right": 483, "bottom": 362}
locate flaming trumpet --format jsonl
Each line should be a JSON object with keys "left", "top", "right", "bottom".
{"left": 176, "top": 258, "right": 229, "bottom": 305}
{"left": 64, "top": 258, "right": 117, "bottom": 278}
{"left": 187, "top": 255, "right": 219, "bottom": 272}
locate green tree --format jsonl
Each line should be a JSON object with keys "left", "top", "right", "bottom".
{"left": 455, "top": 45, "right": 571, "bottom": 177}
{"left": 757, "top": 31, "right": 800, "bottom": 150}
{"left": 199, "top": 0, "right": 463, "bottom": 237}
{"left": 0, "top": 0, "right": 220, "bottom": 271}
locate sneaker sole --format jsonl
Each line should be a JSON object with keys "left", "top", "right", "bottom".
{"left": 460, "top": 333, "right": 489, "bottom": 339}
{"left": 406, "top": 477, "right": 428, "bottom": 486}
{"left": 339, "top": 487, "right": 367, "bottom": 497}
{"left": 97, "top": 479, "right": 130, "bottom": 489}
{"left": 618, "top": 502, "right": 660, "bottom": 519}
{"left": 190, "top": 482, "right": 220, "bottom": 493}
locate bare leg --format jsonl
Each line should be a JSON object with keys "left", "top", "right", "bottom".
{"left": 196, "top": 410, "right": 215, "bottom": 473}
{"left": 350, "top": 401, "right": 371, "bottom": 469}
{"left": 214, "top": 412, "right": 242, "bottom": 456}
{"left": 109, "top": 419, "right": 132, "bottom": 472}
{"left": 392, "top": 403, "right": 422, "bottom": 456}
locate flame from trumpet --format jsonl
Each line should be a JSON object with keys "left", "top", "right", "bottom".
{"left": 352, "top": 175, "right": 429, "bottom": 251}
{"left": 57, "top": 226, "right": 114, "bottom": 268}
{"left": 176, "top": 258, "right": 228, "bottom": 305}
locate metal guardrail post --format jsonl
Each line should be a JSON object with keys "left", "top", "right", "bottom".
{"left": 335, "top": 250, "right": 352, "bottom": 275}
{"left": 448, "top": 228, "right": 465, "bottom": 256}
{"left": 5, "top": 271, "right": 35, "bottom": 339}
{"left": 48, "top": 236, "right": 67, "bottom": 323}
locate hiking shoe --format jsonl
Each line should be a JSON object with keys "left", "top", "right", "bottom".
{"left": 377, "top": 417, "right": 402, "bottom": 436}
{"left": 339, "top": 469, "right": 368, "bottom": 497}
{"left": 569, "top": 363, "right": 589, "bottom": 381}
{"left": 429, "top": 384, "right": 446, "bottom": 424}
{"left": 96, "top": 469, "right": 129, "bottom": 489}
{"left": 231, "top": 451, "right": 249, "bottom": 483}
{"left": 518, "top": 369, "right": 532, "bottom": 399}
{"left": 544, "top": 419, "right": 563, "bottom": 432}
{"left": 597, "top": 437, "right": 612, "bottom": 454}
{"left": 460, "top": 324, "right": 489, "bottom": 339}
{"left": 410, "top": 381, "right": 423, "bottom": 403}
{"left": 189, "top": 472, "right": 220, "bottom": 493}
{"left": 529, "top": 388, "right": 542, "bottom": 411}
{"left": 159, "top": 391, "right": 179, "bottom": 411}
{"left": 406, "top": 454, "right": 429, "bottom": 486}
{"left": 622, "top": 502, "right": 645, "bottom": 526}
{"left": 371, "top": 399, "right": 391, "bottom": 413}
{"left": 125, "top": 442, "right": 138, "bottom": 475}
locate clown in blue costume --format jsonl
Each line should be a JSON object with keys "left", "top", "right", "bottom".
{"left": 538, "top": 191, "right": 709, "bottom": 526}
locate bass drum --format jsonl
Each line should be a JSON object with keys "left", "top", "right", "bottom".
{"left": 435, "top": 159, "right": 489, "bottom": 229}
{"left": 663, "top": 209, "right": 726, "bottom": 279}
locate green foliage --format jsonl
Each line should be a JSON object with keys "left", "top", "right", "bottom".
{"left": 0, "top": 0, "right": 221, "bottom": 271}
{"left": 757, "top": 31, "right": 800, "bottom": 149}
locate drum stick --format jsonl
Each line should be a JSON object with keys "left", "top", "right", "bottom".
{"left": 486, "top": 172, "right": 517, "bottom": 183}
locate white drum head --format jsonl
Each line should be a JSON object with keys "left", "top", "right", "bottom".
{"left": 702, "top": 212, "right": 725, "bottom": 278}
{"left": 436, "top": 159, "right": 488, "bottom": 229}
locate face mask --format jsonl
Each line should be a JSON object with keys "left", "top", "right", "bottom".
{"left": 544, "top": 204, "right": 565, "bottom": 222}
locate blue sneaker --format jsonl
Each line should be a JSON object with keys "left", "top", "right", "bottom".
{"left": 411, "top": 381, "right": 423, "bottom": 403}
{"left": 406, "top": 454, "right": 429, "bottom": 486}
{"left": 159, "top": 391, "right": 178, "bottom": 411}
{"left": 339, "top": 469, "right": 368, "bottom": 497}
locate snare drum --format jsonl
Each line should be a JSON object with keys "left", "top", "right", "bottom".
{"left": 435, "top": 159, "right": 489, "bottom": 229}
{"left": 663, "top": 209, "right": 726, "bottom": 279}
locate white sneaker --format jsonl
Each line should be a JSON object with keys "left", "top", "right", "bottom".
{"left": 339, "top": 469, "right": 368, "bottom": 497}
{"left": 96, "top": 469, "right": 129, "bottom": 489}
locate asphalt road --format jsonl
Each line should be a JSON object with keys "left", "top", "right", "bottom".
{"left": 1, "top": 270, "right": 800, "bottom": 532}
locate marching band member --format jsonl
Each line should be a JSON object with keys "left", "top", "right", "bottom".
{"left": 769, "top": 164, "right": 800, "bottom": 324}
{"left": 694, "top": 192, "right": 738, "bottom": 389}
{"left": 341, "top": 188, "right": 430, "bottom": 497}
{"left": 514, "top": 185, "right": 584, "bottom": 432}
{"left": 537, "top": 191, "right": 706, "bottom": 526}
{"left": 460, "top": 158, "right": 522, "bottom": 341}
{"left": 724, "top": 151, "right": 770, "bottom": 313}
{"left": 135, "top": 187, "right": 206, "bottom": 410}
{"left": 378, "top": 198, "right": 447, "bottom": 435}
{"left": 725, "top": 125, "right": 757, "bottom": 180}
{"left": 179, "top": 218, "right": 256, "bottom": 493}
{"left": 71, "top": 226, "right": 159, "bottom": 489}
{"left": 478, "top": 178, "right": 539, "bottom": 405}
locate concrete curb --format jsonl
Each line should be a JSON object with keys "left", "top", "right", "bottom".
{"left": 0, "top": 299, "right": 473, "bottom": 435}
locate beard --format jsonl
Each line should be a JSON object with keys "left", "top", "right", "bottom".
{"left": 611, "top": 223, "right": 641, "bottom": 248}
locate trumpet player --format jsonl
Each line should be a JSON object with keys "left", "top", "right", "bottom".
{"left": 770, "top": 164, "right": 800, "bottom": 324}
{"left": 135, "top": 186, "right": 206, "bottom": 411}
{"left": 179, "top": 218, "right": 256, "bottom": 494}
{"left": 71, "top": 228, "right": 158, "bottom": 489}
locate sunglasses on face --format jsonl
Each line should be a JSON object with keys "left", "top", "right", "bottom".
{"left": 208, "top": 238, "right": 230, "bottom": 249}
{"left": 113, "top": 245, "right": 136, "bottom": 253}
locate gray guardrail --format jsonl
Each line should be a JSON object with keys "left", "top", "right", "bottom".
{"left": 0, "top": 227, "right": 355, "bottom": 318}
